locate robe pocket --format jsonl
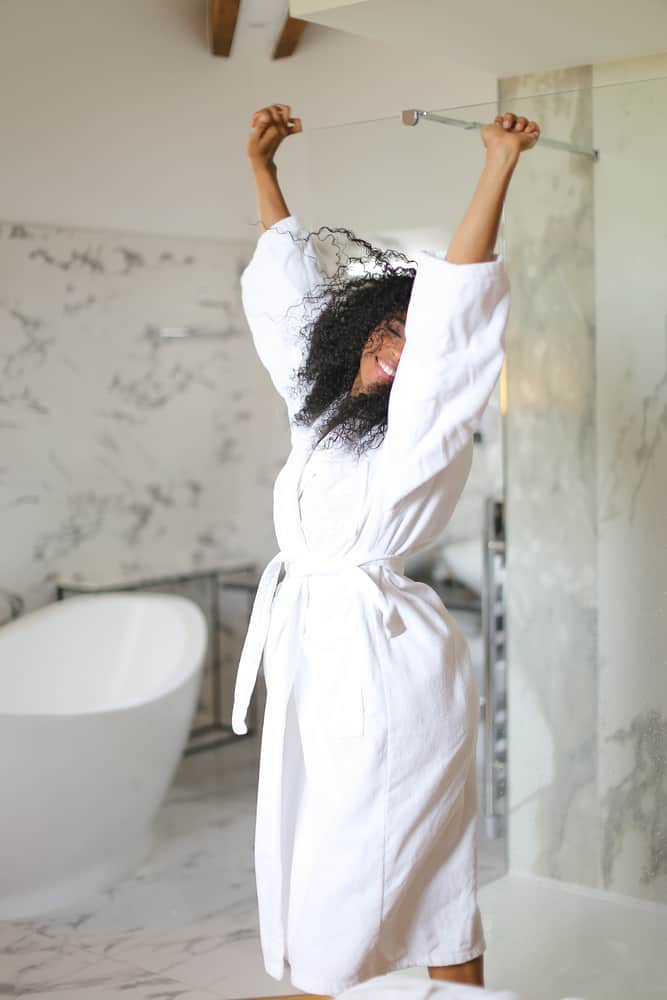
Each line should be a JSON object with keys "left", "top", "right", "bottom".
{"left": 304, "top": 633, "right": 365, "bottom": 740}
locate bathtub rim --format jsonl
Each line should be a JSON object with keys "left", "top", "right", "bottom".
{"left": 0, "top": 591, "right": 209, "bottom": 717}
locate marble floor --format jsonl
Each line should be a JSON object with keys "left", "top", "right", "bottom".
{"left": 0, "top": 718, "right": 506, "bottom": 999}
{"left": 4, "top": 595, "right": 664, "bottom": 1000}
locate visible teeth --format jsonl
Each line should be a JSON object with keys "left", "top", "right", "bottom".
{"left": 378, "top": 359, "right": 396, "bottom": 377}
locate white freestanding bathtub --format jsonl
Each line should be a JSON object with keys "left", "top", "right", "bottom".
{"left": 0, "top": 592, "right": 208, "bottom": 920}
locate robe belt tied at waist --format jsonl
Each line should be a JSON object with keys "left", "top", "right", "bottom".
{"left": 231, "top": 551, "right": 407, "bottom": 735}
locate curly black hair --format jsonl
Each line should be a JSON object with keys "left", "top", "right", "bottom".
{"left": 281, "top": 225, "right": 418, "bottom": 458}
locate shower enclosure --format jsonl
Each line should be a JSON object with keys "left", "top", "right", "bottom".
{"left": 301, "top": 69, "right": 667, "bottom": 952}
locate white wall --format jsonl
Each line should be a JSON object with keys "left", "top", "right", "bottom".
{"left": 0, "top": 0, "right": 499, "bottom": 726}
{"left": 0, "top": 0, "right": 498, "bottom": 239}
{"left": 290, "top": 0, "right": 667, "bottom": 79}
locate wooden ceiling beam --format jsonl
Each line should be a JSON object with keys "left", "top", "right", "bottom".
{"left": 208, "top": 0, "right": 241, "bottom": 58}
{"left": 272, "top": 15, "right": 308, "bottom": 59}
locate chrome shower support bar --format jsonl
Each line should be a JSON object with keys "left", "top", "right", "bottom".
{"left": 402, "top": 109, "right": 599, "bottom": 160}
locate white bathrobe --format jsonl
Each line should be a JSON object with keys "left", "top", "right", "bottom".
{"left": 232, "top": 215, "right": 510, "bottom": 996}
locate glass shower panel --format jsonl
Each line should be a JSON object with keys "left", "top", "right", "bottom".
{"left": 302, "top": 99, "right": 504, "bottom": 266}
{"left": 301, "top": 76, "right": 667, "bottom": 898}
{"left": 301, "top": 93, "right": 598, "bottom": 264}
{"left": 302, "top": 97, "right": 515, "bottom": 864}
{"left": 485, "top": 77, "right": 665, "bottom": 901}
{"left": 490, "top": 76, "right": 667, "bottom": 903}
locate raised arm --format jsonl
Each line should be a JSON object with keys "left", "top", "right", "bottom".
{"left": 247, "top": 103, "right": 302, "bottom": 232}
{"left": 242, "top": 105, "right": 331, "bottom": 435}
{"left": 252, "top": 161, "right": 290, "bottom": 232}
{"left": 376, "top": 112, "right": 541, "bottom": 515}
{"left": 445, "top": 111, "right": 541, "bottom": 264}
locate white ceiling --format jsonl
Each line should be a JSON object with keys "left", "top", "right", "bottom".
{"left": 289, "top": 0, "right": 667, "bottom": 78}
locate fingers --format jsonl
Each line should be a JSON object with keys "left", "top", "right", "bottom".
{"left": 252, "top": 105, "right": 285, "bottom": 135}
{"left": 250, "top": 104, "right": 302, "bottom": 136}
{"left": 269, "top": 104, "right": 289, "bottom": 136}
{"left": 494, "top": 112, "right": 540, "bottom": 134}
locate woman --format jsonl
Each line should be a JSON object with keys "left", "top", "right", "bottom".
{"left": 233, "top": 104, "right": 540, "bottom": 996}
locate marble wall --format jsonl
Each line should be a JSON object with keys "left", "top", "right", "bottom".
{"left": 0, "top": 206, "right": 500, "bottom": 733}
{"left": 501, "top": 60, "right": 667, "bottom": 903}
{"left": 0, "top": 220, "right": 294, "bottom": 726}
{"left": 593, "top": 66, "right": 667, "bottom": 901}
{"left": 501, "top": 63, "right": 599, "bottom": 888}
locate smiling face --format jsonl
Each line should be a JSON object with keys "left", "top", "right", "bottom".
{"left": 351, "top": 315, "right": 406, "bottom": 397}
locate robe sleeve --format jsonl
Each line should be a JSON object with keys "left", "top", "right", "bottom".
{"left": 376, "top": 248, "right": 510, "bottom": 513}
{"left": 240, "top": 214, "right": 331, "bottom": 426}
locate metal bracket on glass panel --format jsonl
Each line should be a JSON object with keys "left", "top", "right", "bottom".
{"left": 402, "top": 109, "right": 600, "bottom": 160}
